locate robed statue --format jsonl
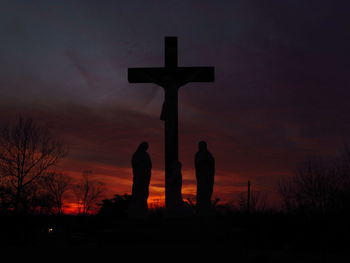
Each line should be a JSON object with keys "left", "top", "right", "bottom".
{"left": 128, "top": 142, "right": 152, "bottom": 218}
{"left": 195, "top": 141, "right": 215, "bottom": 215}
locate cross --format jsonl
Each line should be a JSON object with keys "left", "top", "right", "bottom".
{"left": 128, "top": 37, "right": 214, "bottom": 209}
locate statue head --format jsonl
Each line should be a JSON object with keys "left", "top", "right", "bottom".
{"left": 198, "top": 141, "right": 207, "bottom": 151}
{"left": 137, "top": 141, "right": 149, "bottom": 152}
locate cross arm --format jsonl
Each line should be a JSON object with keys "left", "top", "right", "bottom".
{"left": 128, "top": 67, "right": 214, "bottom": 87}
{"left": 178, "top": 67, "right": 215, "bottom": 84}
{"left": 128, "top": 68, "right": 163, "bottom": 84}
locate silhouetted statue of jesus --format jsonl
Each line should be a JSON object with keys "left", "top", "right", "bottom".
{"left": 129, "top": 142, "right": 152, "bottom": 218}
{"left": 195, "top": 141, "right": 215, "bottom": 215}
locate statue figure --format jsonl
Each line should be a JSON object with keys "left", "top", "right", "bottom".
{"left": 128, "top": 142, "right": 152, "bottom": 218}
{"left": 195, "top": 141, "right": 215, "bottom": 215}
{"left": 165, "top": 160, "right": 194, "bottom": 217}
{"left": 167, "top": 160, "right": 183, "bottom": 208}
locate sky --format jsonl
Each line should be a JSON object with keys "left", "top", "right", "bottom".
{"left": 1, "top": 0, "right": 350, "bottom": 209}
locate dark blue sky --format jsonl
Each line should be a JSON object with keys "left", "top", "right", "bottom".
{"left": 1, "top": 0, "right": 350, "bottom": 205}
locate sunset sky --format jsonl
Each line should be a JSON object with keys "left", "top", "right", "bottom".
{"left": 1, "top": 0, "right": 350, "bottom": 209}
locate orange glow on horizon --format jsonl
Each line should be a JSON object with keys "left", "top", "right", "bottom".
{"left": 53, "top": 155, "right": 281, "bottom": 214}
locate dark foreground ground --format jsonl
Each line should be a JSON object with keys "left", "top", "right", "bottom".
{"left": 0, "top": 211, "right": 349, "bottom": 261}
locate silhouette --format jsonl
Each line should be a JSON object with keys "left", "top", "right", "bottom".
{"left": 195, "top": 141, "right": 215, "bottom": 215}
{"left": 128, "top": 142, "right": 152, "bottom": 218}
{"left": 166, "top": 161, "right": 183, "bottom": 208}
{"left": 40, "top": 172, "right": 71, "bottom": 215}
{"left": 73, "top": 171, "right": 104, "bottom": 215}
{"left": 128, "top": 37, "right": 215, "bottom": 209}
{"left": 0, "top": 117, "right": 66, "bottom": 214}
{"left": 98, "top": 194, "right": 132, "bottom": 218}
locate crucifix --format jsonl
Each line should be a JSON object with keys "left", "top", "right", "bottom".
{"left": 128, "top": 37, "right": 214, "bottom": 209}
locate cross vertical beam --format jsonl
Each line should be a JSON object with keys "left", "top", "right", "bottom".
{"left": 165, "top": 37, "right": 178, "bottom": 68}
{"left": 164, "top": 84, "right": 179, "bottom": 208}
{"left": 163, "top": 37, "right": 179, "bottom": 208}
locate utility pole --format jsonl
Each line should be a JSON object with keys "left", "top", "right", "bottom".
{"left": 247, "top": 180, "right": 251, "bottom": 213}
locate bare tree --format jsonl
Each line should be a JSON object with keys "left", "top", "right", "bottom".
{"left": 337, "top": 144, "right": 350, "bottom": 190}
{"left": 0, "top": 184, "right": 12, "bottom": 214}
{"left": 0, "top": 117, "right": 66, "bottom": 213}
{"left": 40, "top": 172, "right": 71, "bottom": 215}
{"left": 73, "top": 171, "right": 104, "bottom": 215}
{"left": 27, "top": 185, "right": 56, "bottom": 215}
{"left": 278, "top": 158, "right": 341, "bottom": 214}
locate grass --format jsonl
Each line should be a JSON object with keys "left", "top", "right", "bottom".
{"left": 0, "top": 210, "right": 349, "bottom": 261}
